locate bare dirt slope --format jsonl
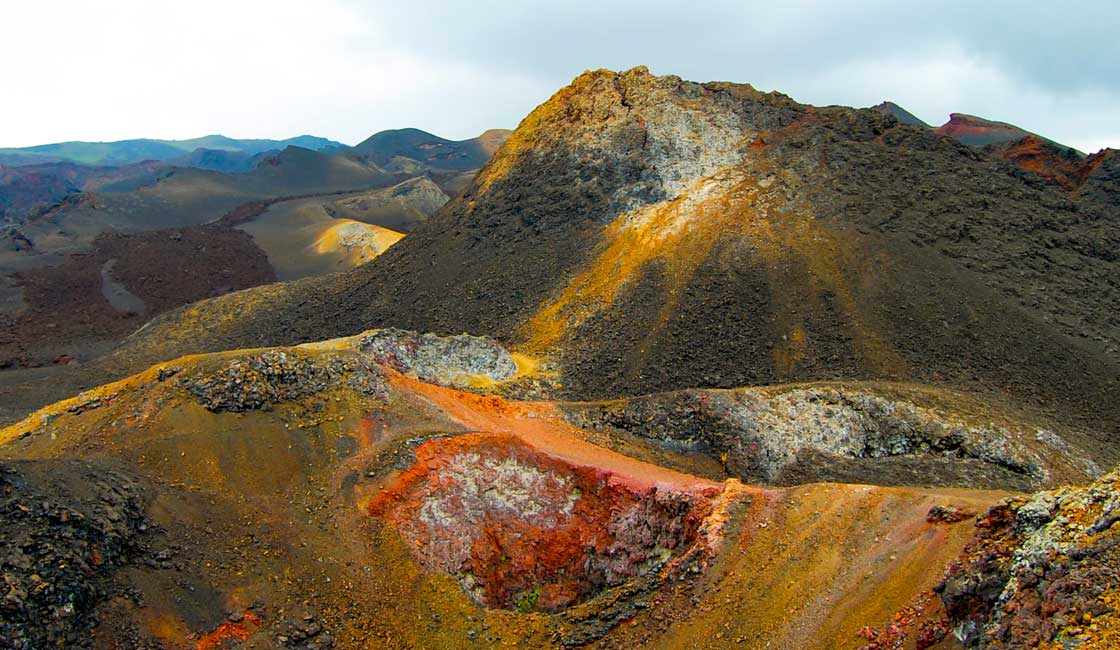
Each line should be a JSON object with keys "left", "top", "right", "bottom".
{"left": 0, "top": 330, "right": 1044, "bottom": 649}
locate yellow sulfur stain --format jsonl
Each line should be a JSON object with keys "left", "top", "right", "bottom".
{"left": 773, "top": 325, "right": 808, "bottom": 377}
{"left": 475, "top": 70, "right": 627, "bottom": 196}
{"left": 462, "top": 352, "right": 550, "bottom": 390}
{"left": 511, "top": 352, "right": 542, "bottom": 377}
{"left": 311, "top": 219, "right": 404, "bottom": 267}
{"left": 520, "top": 171, "right": 744, "bottom": 355}
{"left": 517, "top": 163, "right": 908, "bottom": 378}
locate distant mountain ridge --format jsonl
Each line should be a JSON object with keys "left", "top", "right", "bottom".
{"left": 0, "top": 124, "right": 507, "bottom": 373}
{"left": 354, "top": 127, "right": 512, "bottom": 172}
{"left": 871, "top": 101, "right": 930, "bottom": 127}
{"left": 0, "top": 127, "right": 506, "bottom": 221}
{"left": 871, "top": 101, "right": 1085, "bottom": 155}
{"left": 933, "top": 112, "right": 1084, "bottom": 153}
{"left": 0, "top": 134, "right": 345, "bottom": 167}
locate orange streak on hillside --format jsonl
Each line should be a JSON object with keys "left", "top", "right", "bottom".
{"left": 1000, "top": 136, "right": 1111, "bottom": 191}
{"left": 386, "top": 370, "right": 725, "bottom": 496}
{"left": 195, "top": 610, "right": 261, "bottom": 650}
{"left": 517, "top": 162, "right": 907, "bottom": 378}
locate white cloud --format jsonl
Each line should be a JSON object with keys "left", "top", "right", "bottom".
{"left": 0, "top": 1, "right": 1116, "bottom": 150}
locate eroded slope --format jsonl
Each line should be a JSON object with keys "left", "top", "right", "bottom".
{"left": 0, "top": 331, "right": 1038, "bottom": 648}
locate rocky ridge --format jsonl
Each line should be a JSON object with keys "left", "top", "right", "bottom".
{"left": 936, "top": 468, "right": 1120, "bottom": 648}
{"left": 564, "top": 385, "right": 1101, "bottom": 490}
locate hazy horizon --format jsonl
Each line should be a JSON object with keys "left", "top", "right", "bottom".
{"left": 3, "top": 1, "right": 1117, "bottom": 153}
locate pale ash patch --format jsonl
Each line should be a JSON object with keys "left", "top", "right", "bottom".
{"left": 715, "top": 388, "right": 1089, "bottom": 484}
{"left": 417, "top": 452, "right": 577, "bottom": 528}
{"left": 99, "top": 259, "right": 146, "bottom": 315}
{"left": 616, "top": 170, "right": 744, "bottom": 237}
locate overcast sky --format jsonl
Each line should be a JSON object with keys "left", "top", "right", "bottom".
{"left": 2, "top": 1, "right": 1117, "bottom": 152}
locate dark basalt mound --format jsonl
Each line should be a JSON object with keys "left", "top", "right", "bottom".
{"left": 871, "top": 101, "right": 930, "bottom": 127}
{"left": 353, "top": 128, "right": 508, "bottom": 172}
{"left": 0, "top": 459, "right": 151, "bottom": 649}
{"left": 178, "top": 349, "right": 386, "bottom": 412}
{"left": 10, "top": 69, "right": 1120, "bottom": 466}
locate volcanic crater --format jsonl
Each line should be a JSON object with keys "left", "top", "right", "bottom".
{"left": 366, "top": 432, "right": 727, "bottom": 613}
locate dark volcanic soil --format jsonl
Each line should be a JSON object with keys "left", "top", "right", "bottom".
{"left": 0, "top": 222, "right": 276, "bottom": 369}
{"left": 0, "top": 458, "right": 152, "bottom": 649}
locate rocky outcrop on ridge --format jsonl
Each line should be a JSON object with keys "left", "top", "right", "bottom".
{"left": 178, "top": 349, "right": 387, "bottom": 412}
{"left": 0, "top": 459, "right": 151, "bottom": 649}
{"left": 564, "top": 384, "right": 1100, "bottom": 490}
{"left": 937, "top": 468, "right": 1120, "bottom": 648}
{"left": 356, "top": 328, "right": 518, "bottom": 390}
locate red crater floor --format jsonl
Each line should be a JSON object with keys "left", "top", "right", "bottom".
{"left": 367, "top": 432, "right": 735, "bottom": 612}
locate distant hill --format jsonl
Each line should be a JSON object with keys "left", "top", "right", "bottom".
{"left": 934, "top": 113, "right": 1083, "bottom": 153}
{"left": 870, "top": 103, "right": 1084, "bottom": 155}
{"left": 0, "top": 128, "right": 504, "bottom": 220}
{"left": 354, "top": 128, "right": 512, "bottom": 172}
{"left": 0, "top": 145, "right": 380, "bottom": 223}
{"left": 167, "top": 148, "right": 267, "bottom": 173}
{"left": 476, "top": 128, "right": 515, "bottom": 155}
{"left": 0, "top": 124, "right": 506, "bottom": 374}
{"left": 0, "top": 160, "right": 170, "bottom": 222}
{"left": 871, "top": 101, "right": 930, "bottom": 127}
{"left": 6, "top": 146, "right": 390, "bottom": 246}
{"left": 0, "top": 134, "right": 345, "bottom": 167}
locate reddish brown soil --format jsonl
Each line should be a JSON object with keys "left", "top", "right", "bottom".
{"left": 0, "top": 223, "right": 275, "bottom": 368}
{"left": 934, "top": 113, "right": 1030, "bottom": 146}
{"left": 194, "top": 609, "right": 261, "bottom": 650}
{"left": 1, "top": 178, "right": 415, "bottom": 369}
{"left": 368, "top": 432, "right": 718, "bottom": 612}
{"left": 996, "top": 136, "right": 1109, "bottom": 191}
{"left": 0, "top": 187, "right": 388, "bottom": 369}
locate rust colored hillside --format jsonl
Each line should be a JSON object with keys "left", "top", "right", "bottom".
{"left": 0, "top": 330, "right": 1044, "bottom": 649}
{"left": 991, "top": 136, "right": 1112, "bottom": 191}
{"left": 933, "top": 113, "right": 1037, "bottom": 147}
